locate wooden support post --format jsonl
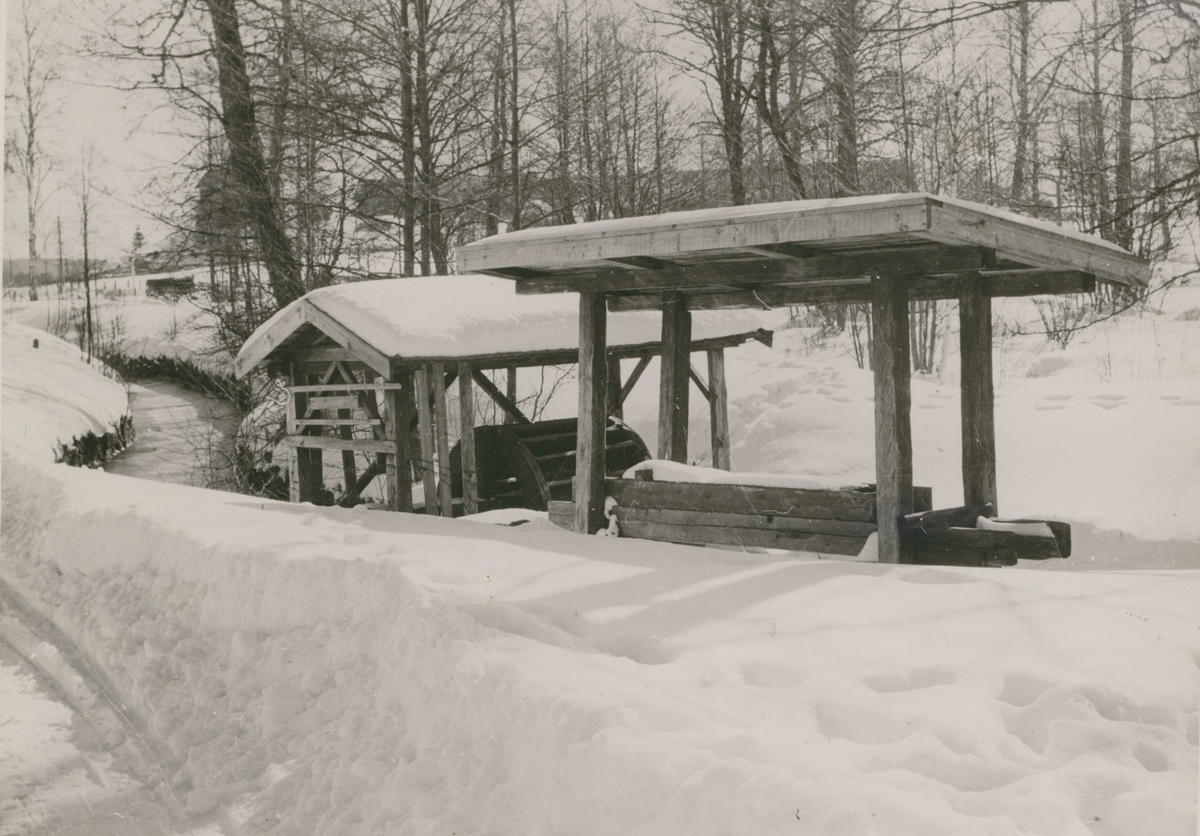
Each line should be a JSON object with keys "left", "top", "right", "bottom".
{"left": 385, "top": 373, "right": 415, "bottom": 512}
{"left": 658, "top": 290, "right": 691, "bottom": 463}
{"left": 293, "top": 370, "right": 324, "bottom": 503}
{"left": 286, "top": 385, "right": 300, "bottom": 502}
{"left": 432, "top": 362, "right": 454, "bottom": 516}
{"left": 871, "top": 273, "right": 915, "bottom": 563}
{"left": 336, "top": 368, "right": 358, "bottom": 492}
{"left": 504, "top": 367, "right": 518, "bottom": 424}
{"left": 575, "top": 291, "right": 608, "bottom": 534}
{"left": 708, "top": 348, "right": 731, "bottom": 471}
{"left": 414, "top": 366, "right": 439, "bottom": 515}
{"left": 606, "top": 354, "right": 623, "bottom": 419}
{"left": 458, "top": 363, "right": 479, "bottom": 515}
{"left": 960, "top": 276, "right": 998, "bottom": 512}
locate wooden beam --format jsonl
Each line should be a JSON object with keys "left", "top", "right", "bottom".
{"left": 286, "top": 383, "right": 300, "bottom": 502}
{"left": 387, "top": 374, "right": 415, "bottom": 512}
{"left": 871, "top": 273, "right": 914, "bottom": 564}
{"left": 575, "top": 291, "right": 609, "bottom": 534}
{"left": 708, "top": 348, "right": 731, "bottom": 471}
{"left": 606, "top": 270, "right": 1099, "bottom": 311}
{"left": 458, "top": 363, "right": 479, "bottom": 516}
{"left": 301, "top": 299, "right": 393, "bottom": 378}
{"left": 288, "top": 347, "right": 364, "bottom": 365}
{"left": 616, "top": 354, "right": 653, "bottom": 410}
{"left": 293, "top": 418, "right": 382, "bottom": 428}
{"left": 514, "top": 246, "right": 986, "bottom": 295}
{"left": 234, "top": 300, "right": 305, "bottom": 378}
{"left": 471, "top": 368, "right": 532, "bottom": 424}
{"left": 414, "top": 367, "right": 439, "bottom": 515}
{"left": 504, "top": 367, "right": 518, "bottom": 425}
{"left": 657, "top": 291, "right": 691, "bottom": 463}
{"left": 283, "top": 436, "right": 395, "bottom": 454}
{"left": 288, "top": 382, "right": 407, "bottom": 392}
{"left": 688, "top": 364, "right": 711, "bottom": 402}
{"left": 960, "top": 276, "right": 998, "bottom": 512}
{"left": 432, "top": 362, "right": 454, "bottom": 517}
{"left": 606, "top": 354, "right": 624, "bottom": 418}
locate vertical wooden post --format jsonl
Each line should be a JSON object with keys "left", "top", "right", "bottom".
{"left": 606, "top": 353, "right": 623, "bottom": 419}
{"left": 960, "top": 276, "right": 998, "bottom": 512}
{"left": 871, "top": 273, "right": 914, "bottom": 563}
{"left": 458, "top": 363, "right": 479, "bottom": 515}
{"left": 286, "top": 385, "right": 300, "bottom": 502}
{"left": 707, "top": 348, "right": 731, "bottom": 471}
{"left": 575, "top": 291, "right": 608, "bottom": 534}
{"left": 337, "top": 371, "right": 358, "bottom": 492}
{"left": 385, "top": 373, "right": 415, "bottom": 512}
{"left": 293, "top": 370, "right": 324, "bottom": 503}
{"left": 657, "top": 291, "right": 691, "bottom": 463}
{"left": 504, "top": 367, "right": 518, "bottom": 424}
{"left": 414, "top": 366, "right": 439, "bottom": 515}
{"left": 432, "top": 362, "right": 454, "bottom": 516}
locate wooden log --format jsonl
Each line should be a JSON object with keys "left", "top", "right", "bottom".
{"left": 960, "top": 275, "right": 998, "bottom": 512}
{"left": 900, "top": 503, "right": 996, "bottom": 532}
{"left": 901, "top": 526, "right": 1061, "bottom": 566}
{"left": 432, "top": 362, "right": 454, "bottom": 516}
{"left": 615, "top": 520, "right": 866, "bottom": 555}
{"left": 657, "top": 291, "right": 691, "bottom": 462}
{"left": 707, "top": 348, "right": 731, "bottom": 471}
{"left": 458, "top": 363, "right": 479, "bottom": 515}
{"left": 414, "top": 366, "right": 439, "bottom": 515}
{"left": 575, "top": 291, "right": 609, "bottom": 533}
{"left": 871, "top": 272, "right": 914, "bottom": 563}
{"left": 471, "top": 368, "right": 532, "bottom": 424}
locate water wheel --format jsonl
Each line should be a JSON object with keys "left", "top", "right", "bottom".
{"left": 450, "top": 417, "right": 650, "bottom": 512}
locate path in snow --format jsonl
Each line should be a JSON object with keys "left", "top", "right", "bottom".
{"left": 104, "top": 381, "right": 237, "bottom": 488}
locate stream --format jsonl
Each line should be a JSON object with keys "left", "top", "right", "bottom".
{"left": 104, "top": 379, "right": 239, "bottom": 487}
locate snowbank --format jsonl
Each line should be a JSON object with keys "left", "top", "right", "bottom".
{"left": 2, "top": 453, "right": 1196, "bottom": 835}
{"left": 1, "top": 322, "right": 130, "bottom": 461}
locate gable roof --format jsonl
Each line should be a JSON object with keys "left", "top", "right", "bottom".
{"left": 234, "top": 274, "right": 773, "bottom": 379}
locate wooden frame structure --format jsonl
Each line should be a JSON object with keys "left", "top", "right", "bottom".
{"left": 459, "top": 193, "right": 1150, "bottom": 563}
{"left": 235, "top": 275, "right": 772, "bottom": 514}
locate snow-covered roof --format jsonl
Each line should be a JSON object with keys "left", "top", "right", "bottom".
{"left": 234, "top": 274, "right": 773, "bottom": 378}
{"left": 458, "top": 192, "right": 1150, "bottom": 293}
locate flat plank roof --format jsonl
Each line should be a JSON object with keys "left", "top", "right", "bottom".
{"left": 457, "top": 193, "right": 1150, "bottom": 299}
{"left": 235, "top": 274, "right": 773, "bottom": 378}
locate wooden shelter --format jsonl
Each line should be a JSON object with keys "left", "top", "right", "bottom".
{"left": 234, "top": 274, "right": 772, "bottom": 514}
{"left": 458, "top": 193, "right": 1151, "bottom": 564}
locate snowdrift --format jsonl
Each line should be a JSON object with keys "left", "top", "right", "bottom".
{"left": 2, "top": 452, "right": 1197, "bottom": 835}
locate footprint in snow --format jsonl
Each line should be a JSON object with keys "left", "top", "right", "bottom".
{"left": 1089, "top": 394, "right": 1128, "bottom": 409}
{"left": 1043, "top": 394, "right": 1072, "bottom": 401}
{"left": 917, "top": 403, "right": 943, "bottom": 410}
{"left": 1034, "top": 404, "right": 1068, "bottom": 411}
{"left": 928, "top": 392, "right": 954, "bottom": 400}
{"left": 1170, "top": 398, "right": 1200, "bottom": 406}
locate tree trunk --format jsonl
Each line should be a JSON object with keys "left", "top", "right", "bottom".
{"left": 203, "top": 0, "right": 304, "bottom": 306}
{"left": 1114, "top": 0, "right": 1135, "bottom": 250}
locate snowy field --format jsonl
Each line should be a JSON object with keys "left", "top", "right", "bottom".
{"left": 1, "top": 268, "right": 1198, "bottom": 834}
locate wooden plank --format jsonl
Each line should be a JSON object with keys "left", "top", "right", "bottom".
{"left": 459, "top": 197, "right": 935, "bottom": 272}
{"left": 871, "top": 272, "right": 914, "bottom": 563}
{"left": 234, "top": 300, "right": 306, "bottom": 378}
{"left": 616, "top": 354, "right": 653, "bottom": 409}
{"left": 608, "top": 479, "right": 881, "bottom": 523}
{"left": 707, "top": 349, "right": 731, "bottom": 471}
{"left": 288, "top": 382, "right": 407, "bottom": 392}
{"left": 605, "top": 270, "right": 1099, "bottom": 312}
{"left": 283, "top": 436, "right": 395, "bottom": 454}
{"left": 960, "top": 275, "right": 998, "bottom": 512}
{"left": 902, "top": 526, "right": 1061, "bottom": 565}
{"left": 293, "top": 418, "right": 382, "bottom": 428}
{"left": 471, "top": 368, "right": 532, "bottom": 424}
{"left": 657, "top": 291, "right": 691, "bottom": 462}
{"left": 286, "top": 385, "right": 300, "bottom": 502}
{"left": 458, "top": 363, "right": 479, "bottom": 515}
{"left": 575, "top": 291, "right": 609, "bottom": 533}
{"left": 926, "top": 200, "right": 1149, "bottom": 287}
{"left": 548, "top": 500, "right": 574, "bottom": 530}
{"left": 616, "top": 520, "right": 866, "bottom": 555}
{"left": 289, "top": 347, "right": 364, "bottom": 365}
{"left": 306, "top": 395, "right": 359, "bottom": 411}
{"left": 432, "top": 362, "right": 454, "bottom": 517}
{"left": 615, "top": 507, "right": 877, "bottom": 538}
{"left": 301, "top": 299, "right": 393, "bottom": 378}
{"left": 414, "top": 367, "right": 439, "bottom": 515}
{"left": 512, "top": 245, "right": 985, "bottom": 295}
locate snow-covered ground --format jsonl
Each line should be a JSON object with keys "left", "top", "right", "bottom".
{"left": 2, "top": 267, "right": 1198, "bottom": 835}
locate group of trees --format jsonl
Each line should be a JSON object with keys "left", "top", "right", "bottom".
{"left": 8, "top": 0, "right": 1200, "bottom": 340}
